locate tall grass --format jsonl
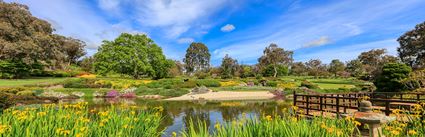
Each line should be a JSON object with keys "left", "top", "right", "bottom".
{"left": 180, "top": 112, "right": 360, "bottom": 137}
{"left": 0, "top": 102, "right": 163, "bottom": 136}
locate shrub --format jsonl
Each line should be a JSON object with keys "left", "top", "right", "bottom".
{"left": 195, "top": 72, "right": 209, "bottom": 79}
{"left": 179, "top": 81, "right": 197, "bottom": 88}
{"left": 300, "top": 81, "right": 319, "bottom": 89}
{"left": 106, "top": 90, "right": 120, "bottom": 98}
{"left": 16, "top": 91, "right": 35, "bottom": 96}
{"left": 374, "top": 63, "right": 412, "bottom": 92}
{"left": 196, "top": 79, "right": 221, "bottom": 87}
{"left": 0, "top": 87, "right": 26, "bottom": 94}
{"left": 277, "top": 82, "right": 297, "bottom": 89}
{"left": 262, "top": 64, "right": 289, "bottom": 77}
{"left": 63, "top": 78, "right": 112, "bottom": 88}
{"left": 266, "top": 81, "right": 278, "bottom": 87}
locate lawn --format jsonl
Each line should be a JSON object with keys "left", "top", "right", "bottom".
{"left": 0, "top": 77, "right": 74, "bottom": 87}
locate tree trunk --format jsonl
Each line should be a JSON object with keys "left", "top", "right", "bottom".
{"left": 273, "top": 65, "right": 277, "bottom": 77}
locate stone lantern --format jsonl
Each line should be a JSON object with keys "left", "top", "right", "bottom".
{"left": 346, "top": 100, "right": 396, "bottom": 137}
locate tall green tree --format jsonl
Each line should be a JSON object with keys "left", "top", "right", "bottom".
{"left": 305, "top": 59, "right": 327, "bottom": 77}
{"left": 397, "top": 21, "right": 425, "bottom": 69}
{"left": 93, "top": 33, "right": 171, "bottom": 79}
{"left": 258, "top": 43, "right": 293, "bottom": 77}
{"left": 328, "top": 59, "right": 345, "bottom": 77}
{"left": 220, "top": 54, "right": 238, "bottom": 79}
{"left": 290, "top": 62, "right": 308, "bottom": 76}
{"left": 345, "top": 59, "right": 364, "bottom": 77}
{"left": 374, "top": 63, "right": 412, "bottom": 92}
{"left": 183, "top": 42, "right": 211, "bottom": 74}
{"left": 54, "top": 35, "right": 86, "bottom": 65}
{"left": 357, "top": 49, "right": 398, "bottom": 80}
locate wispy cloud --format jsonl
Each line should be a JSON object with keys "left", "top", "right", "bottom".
{"left": 303, "top": 36, "right": 331, "bottom": 48}
{"left": 177, "top": 38, "right": 195, "bottom": 44}
{"left": 221, "top": 24, "right": 235, "bottom": 32}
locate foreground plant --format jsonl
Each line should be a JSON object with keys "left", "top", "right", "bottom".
{"left": 383, "top": 103, "right": 425, "bottom": 137}
{"left": 0, "top": 102, "right": 163, "bottom": 137}
{"left": 180, "top": 111, "right": 360, "bottom": 137}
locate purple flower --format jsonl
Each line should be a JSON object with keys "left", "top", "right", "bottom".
{"left": 106, "top": 90, "right": 119, "bottom": 98}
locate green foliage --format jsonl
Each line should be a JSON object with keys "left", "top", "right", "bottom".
{"left": 220, "top": 54, "right": 238, "bottom": 79}
{"left": 258, "top": 43, "right": 293, "bottom": 77}
{"left": 374, "top": 63, "right": 412, "bottom": 92}
{"left": 262, "top": 64, "right": 288, "bottom": 77}
{"left": 93, "top": 33, "right": 171, "bottom": 79}
{"left": 239, "top": 65, "right": 254, "bottom": 78}
{"left": 16, "top": 90, "right": 35, "bottom": 96}
{"left": 397, "top": 21, "right": 425, "bottom": 69}
{"left": 300, "top": 80, "right": 319, "bottom": 89}
{"left": 195, "top": 71, "right": 209, "bottom": 79}
{"left": 184, "top": 42, "right": 211, "bottom": 73}
{"left": 196, "top": 79, "right": 221, "bottom": 87}
{"left": 0, "top": 103, "right": 163, "bottom": 136}
{"left": 62, "top": 78, "right": 111, "bottom": 88}
{"left": 0, "top": 87, "right": 26, "bottom": 94}
{"left": 328, "top": 59, "right": 345, "bottom": 77}
{"left": 266, "top": 81, "right": 278, "bottom": 87}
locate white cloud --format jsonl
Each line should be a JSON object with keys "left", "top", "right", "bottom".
{"left": 134, "top": 0, "right": 229, "bottom": 38}
{"left": 303, "top": 36, "right": 331, "bottom": 48}
{"left": 98, "top": 0, "right": 120, "bottom": 11}
{"left": 177, "top": 38, "right": 194, "bottom": 44}
{"left": 221, "top": 24, "right": 235, "bottom": 32}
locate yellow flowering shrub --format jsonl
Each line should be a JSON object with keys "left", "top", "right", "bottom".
{"left": 219, "top": 81, "right": 241, "bottom": 87}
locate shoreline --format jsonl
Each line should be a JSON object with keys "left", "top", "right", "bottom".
{"left": 164, "top": 91, "right": 275, "bottom": 101}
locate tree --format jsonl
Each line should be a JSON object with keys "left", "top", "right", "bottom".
{"left": 262, "top": 64, "right": 288, "bottom": 77}
{"left": 374, "top": 63, "right": 412, "bottom": 92}
{"left": 290, "top": 62, "right": 307, "bottom": 76}
{"left": 397, "top": 21, "right": 425, "bottom": 69}
{"left": 220, "top": 54, "right": 238, "bottom": 79}
{"left": 239, "top": 65, "right": 254, "bottom": 78}
{"left": 54, "top": 35, "right": 86, "bottom": 65}
{"left": 183, "top": 42, "right": 211, "bottom": 74}
{"left": 0, "top": 1, "right": 86, "bottom": 78}
{"left": 258, "top": 43, "right": 293, "bottom": 77}
{"left": 168, "top": 60, "right": 184, "bottom": 77}
{"left": 345, "top": 59, "right": 364, "bottom": 77}
{"left": 305, "top": 59, "right": 327, "bottom": 77}
{"left": 357, "top": 49, "right": 398, "bottom": 80}
{"left": 329, "top": 59, "right": 345, "bottom": 77}
{"left": 79, "top": 56, "right": 94, "bottom": 73}
{"left": 93, "top": 33, "right": 171, "bottom": 79}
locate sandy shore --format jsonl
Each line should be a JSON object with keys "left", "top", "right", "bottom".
{"left": 164, "top": 91, "right": 275, "bottom": 101}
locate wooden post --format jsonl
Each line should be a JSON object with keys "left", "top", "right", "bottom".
{"left": 319, "top": 96, "right": 323, "bottom": 116}
{"left": 417, "top": 94, "right": 420, "bottom": 102}
{"left": 293, "top": 91, "right": 297, "bottom": 106}
{"left": 385, "top": 100, "right": 390, "bottom": 116}
{"left": 336, "top": 95, "right": 340, "bottom": 117}
{"left": 400, "top": 94, "right": 403, "bottom": 100}
{"left": 306, "top": 96, "right": 310, "bottom": 115}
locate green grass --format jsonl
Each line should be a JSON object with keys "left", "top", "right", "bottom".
{"left": 0, "top": 102, "right": 163, "bottom": 136}
{"left": 0, "top": 77, "right": 73, "bottom": 87}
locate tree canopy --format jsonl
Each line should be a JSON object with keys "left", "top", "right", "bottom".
{"left": 183, "top": 42, "right": 211, "bottom": 74}
{"left": 398, "top": 21, "right": 425, "bottom": 69}
{"left": 93, "top": 33, "right": 172, "bottom": 79}
{"left": 258, "top": 43, "right": 293, "bottom": 77}
{"left": 374, "top": 63, "right": 412, "bottom": 92}
{"left": 329, "top": 59, "right": 345, "bottom": 77}
{"left": 220, "top": 54, "right": 238, "bottom": 79}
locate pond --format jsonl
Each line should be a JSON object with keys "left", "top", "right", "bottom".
{"left": 61, "top": 98, "right": 291, "bottom": 137}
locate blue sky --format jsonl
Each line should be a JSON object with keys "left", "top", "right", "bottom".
{"left": 8, "top": 0, "right": 425, "bottom": 66}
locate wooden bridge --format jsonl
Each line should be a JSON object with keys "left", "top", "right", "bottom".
{"left": 293, "top": 91, "right": 425, "bottom": 117}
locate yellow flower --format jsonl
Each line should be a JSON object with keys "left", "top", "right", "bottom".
{"left": 123, "top": 124, "right": 128, "bottom": 129}
{"left": 390, "top": 130, "right": 400, "bottom": 135}
{"left": 214, "top": 122, "right": 221, "bottom": 129}
{"left": 131, "top": 111, "right": 136, "bottom": 115}
{"left": 172, "top": 132, "right": 177, "bottom": 137}
{"left": 134, "top": 118, "right": 139, "bottom": 122}
{"left": 99, "top": 123, "right": 105, "bottom": 127}
{"left": 353, "top": 121, "right": 361, "bottom": 126}
{"left": 37, "top": 112, "right": 47, "bottom": 117}
{"left": 80, "top": 127, "right": 88, "bottom": 132}
{"left": 76, "top": 133, "right": 84, "bottom": 137}
{"left": 327, "top": 127, "right": 334, "bottom": 133}
{"left": 408, "top": 130, "right": 417, "bottom": 135}
{"left": 265, "top": 115, "right": 272, "bottom": 121}
{"left": 0, "top": 124, "right": 11, "bottom": 134}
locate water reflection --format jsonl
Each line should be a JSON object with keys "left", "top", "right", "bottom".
{"left": 60, "top": 98, "right": 291, "bottom": 137}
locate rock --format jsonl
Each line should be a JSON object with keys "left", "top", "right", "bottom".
{"left": 247, "top": 82, "right": 255, "bottom": 87}
{"left": 238, "top": 82, "right": 248, "bottom": 87}
{"left": 71, "top": 92, "right": 85, "bottom": 98}
{"left": 190, "top": 86, "right": 211, "bottom": 94}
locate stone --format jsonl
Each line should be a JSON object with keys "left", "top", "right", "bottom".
{"left": 190, "top": 86, "right": 211, "bottom": 94}
{"left": 359, "top": 100, "right": 373, "bottom": 112}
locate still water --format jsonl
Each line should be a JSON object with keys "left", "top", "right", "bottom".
{"left": 62, "top": 98, "right": 291, "bottom": 137}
